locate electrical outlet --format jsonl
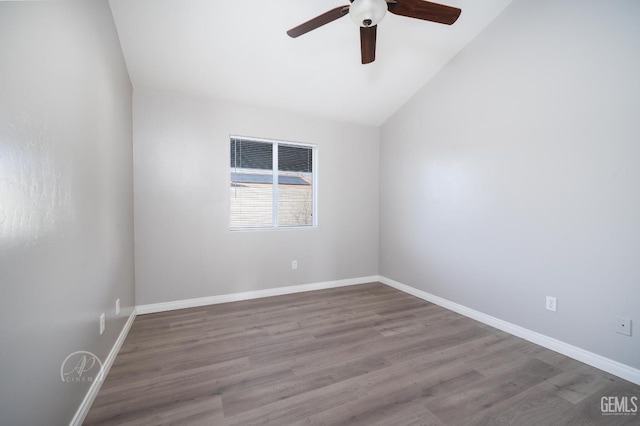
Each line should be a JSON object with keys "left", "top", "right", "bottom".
{"left": 99, "top": 313, "right": 105, "bottom": 335}
{"left": 616, "top": 316, "right": 632, "bottom": 336}
{"left": 115, "top": 298, "right": 120, "bottom": 316}
{"left": 546, "top": 296, "right": 557, "bottom": 312}
{"left": 291, "top": 260, "right": 298, "bottom": 270}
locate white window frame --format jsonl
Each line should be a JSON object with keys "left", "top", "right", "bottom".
{"left": 229, "top": 135, "right": 317, "bottom": 231}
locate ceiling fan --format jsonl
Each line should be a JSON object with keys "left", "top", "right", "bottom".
{"left": 287, "top": 0, "right": 461, "bottom": 64}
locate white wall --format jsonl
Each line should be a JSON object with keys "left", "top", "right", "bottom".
{"left": 380, "top": 0, "right": 640, "bottom": 369}
{"left": 0, "top": 1, "right": 134, "bottom": 424}
{"left": 134, "top": 90, "right": 379, "bottom": 305}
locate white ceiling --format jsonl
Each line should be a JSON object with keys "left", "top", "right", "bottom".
{"left": 109, "top": 0, "right": 512, "bottom": 126}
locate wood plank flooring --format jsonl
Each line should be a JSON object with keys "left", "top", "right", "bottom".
{"left": 84, "top": 283, "right": 640, "bottom": 425}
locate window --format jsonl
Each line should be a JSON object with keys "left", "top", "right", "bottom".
{"left": 230, "top": 136, "right": 316, "bottom": 230}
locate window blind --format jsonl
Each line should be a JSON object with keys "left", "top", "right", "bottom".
{"left": 230, "top": 137, "right": 315, "bottom": 229}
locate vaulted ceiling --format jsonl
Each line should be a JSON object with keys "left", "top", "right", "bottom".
{"left": 109, "top": 0, "right": 512, "bottom": 126}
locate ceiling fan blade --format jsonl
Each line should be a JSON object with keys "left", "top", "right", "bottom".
{"left": 360, "top": 25, "right": 377, "bottom": 64}
{"left": 387, "top": 0, "right": 461, "bottom": 25}
{"left": 287, "top": 5, "right": 350, "bottom": 38}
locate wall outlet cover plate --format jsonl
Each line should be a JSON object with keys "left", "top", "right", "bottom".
{"left": 616, "top": 316, "right": 632, "bottom": 336}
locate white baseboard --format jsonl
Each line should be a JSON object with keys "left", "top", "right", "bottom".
{"left": 379, "top": 276, "right": 640, "bottom": 386}
{"left": 69, "top": 309, "right": 137, "bottom": 426}
{"left": 136, "top": 276, "right": 380, "bottom": 315}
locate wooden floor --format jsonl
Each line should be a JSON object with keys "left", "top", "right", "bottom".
{"left": 85, "top": 283, "right": 639, "bottom": 425}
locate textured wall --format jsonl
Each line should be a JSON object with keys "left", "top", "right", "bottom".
{"left": 0, "top": 1, "right": 134, "bottom": 424}
{"left": 133, "top": 90, "right": 379, "bottom": 305}
{"left": 380, "top": 0, "right": 640, "bottom": 369}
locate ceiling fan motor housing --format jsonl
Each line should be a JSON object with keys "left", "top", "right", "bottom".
{"left": 350, "top": 0, "right": 388, "bottom": 27}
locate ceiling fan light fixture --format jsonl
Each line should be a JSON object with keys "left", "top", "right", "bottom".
{"left": 349, "top": 0, "right": 387, "bottom": 27}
